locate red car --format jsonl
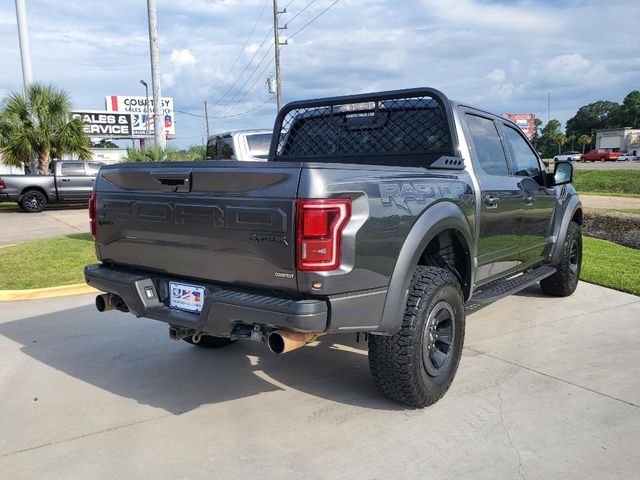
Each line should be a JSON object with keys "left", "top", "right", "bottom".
{"left": 580, "top": 150, "right": 621, "bottom": 162}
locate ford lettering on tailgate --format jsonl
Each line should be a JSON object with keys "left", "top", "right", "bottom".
{"left": 100, "top": 200, "right": 287, "bottom": 233}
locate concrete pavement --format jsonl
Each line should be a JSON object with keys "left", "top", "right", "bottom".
{"left": 0, "top": 281, "right": 638, "bottom": 479}
{"left": 0, "top": 207, "right": 89, "bottom": 246}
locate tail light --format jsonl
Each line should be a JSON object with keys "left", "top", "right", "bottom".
{"left": 296, "top": 199, "right": 351, "bottom": 271}
{"left": 89, "top": 191, "right": 97, "bottom": 241}
{"left": 0, "top": 178, "right": 6, "bottom": 190}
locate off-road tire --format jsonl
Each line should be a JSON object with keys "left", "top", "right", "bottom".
{"left": 541, "top": 221, "right": 582, "bottom": 297}
{"left": 183, "top": 335, "right": 235, "bottom": 348}
{"left": 19, "top": 189, "right": 47, "bottom": 213}
{"left": 368, "top": 266, "right": 465, "bottom": 408}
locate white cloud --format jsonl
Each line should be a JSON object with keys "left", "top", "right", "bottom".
{"left": 486, "top": 69, "right": 506, "bottom": 82}
{"left": 1, "top": 0, "right": 639, "bottom": 146}
{"left": 421, "top": 0, "right": 562, "bottom": 33}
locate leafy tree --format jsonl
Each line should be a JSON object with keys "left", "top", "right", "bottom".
{"left": 0, "top": 83, "right": 92, "bottom": 174}
{"left": 94, "top": 139, "right": 118, "bottom": 148}
{"left": 565, "top": 100, "right": 620, "bottom": 139}
{"left": 537, "top": 119, "right": 563, "bottom": 158}
{"left": 578, "top": 134, "right": 592, "bottom": 153}
{"left": 616, "top": 90, "right": 640, "bottom": 128}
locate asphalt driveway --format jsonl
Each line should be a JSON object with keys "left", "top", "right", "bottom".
{"left": 0, "top": 281, "right": 638, "bottom": 479}
{"left": 0, "top": 207, "right": 89, "bottom": 246}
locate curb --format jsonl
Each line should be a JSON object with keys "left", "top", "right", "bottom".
{"left": 0, "top": 283, "right": 99, "bottom": 302}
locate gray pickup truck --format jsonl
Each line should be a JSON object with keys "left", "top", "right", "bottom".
{"left": 85, "top": 88, "right": 582, "bottom": 408}
{"left": 0, "top": 160, "right": 103, "bottom": 212}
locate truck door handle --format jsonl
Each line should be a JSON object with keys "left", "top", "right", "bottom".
{"left": 484, "top": 194, "right": 499, "bottom": 209}
{"left": 524, "top": 194, "right": 535, "bottom": 206}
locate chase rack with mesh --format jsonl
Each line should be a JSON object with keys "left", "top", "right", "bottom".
{"left": 269, "top": 87, "right": 463, "bottom": 169}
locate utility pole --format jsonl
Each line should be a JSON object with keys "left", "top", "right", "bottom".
{"left": 14, "top": 0, "right": 33, "bottom": 90}
{"left": 272, "top": 0, "right": 283, "bottom": 112}
{"left": 204, "top": 101, "right": 210, "bottom": 138}
{"left": 547, "top": 91, "right": 551, "bottom": 124}
{"left": 146, "top": 0, "right": 166, "bottom": 149}
{"left": 140, "top": 79, "right": 149, "bottom": 149}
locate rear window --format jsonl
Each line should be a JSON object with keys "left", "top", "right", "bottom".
{"left": 206, "top": 136, "right": 234, "bottom": 160}
{"left": 272, "top": 93, "right": 454, "bottom": 167}
{"left": 247, "top": 133, "right": 271, "bottom": 159}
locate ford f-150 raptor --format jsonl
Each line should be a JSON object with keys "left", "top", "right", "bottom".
{"left": 85, "top": 88, "right": 582, "bottom": 408}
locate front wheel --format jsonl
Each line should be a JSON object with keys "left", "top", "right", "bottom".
{"left": 541, "top": 221, "right": 582, "bottom": 297}
{"left": 19, "top": 190, "right": 47, "bottom": 212}
{"left": 368, "top": 266, "right": 465, "bottom": 408}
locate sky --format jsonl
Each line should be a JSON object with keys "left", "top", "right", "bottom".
{"left": 1, "top": 0, "right": 639, "bottom": 148}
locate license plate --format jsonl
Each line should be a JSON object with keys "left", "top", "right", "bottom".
{"left": 169, "top": 282, "right": 205, "bottom": 313}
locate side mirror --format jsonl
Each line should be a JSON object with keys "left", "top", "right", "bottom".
{"left": 553, "top": 161, "right": 573, "bottom": 186}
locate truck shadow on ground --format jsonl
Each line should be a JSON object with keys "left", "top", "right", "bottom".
{"left": 0, "top": 304, "right": 405, "bottom": 414}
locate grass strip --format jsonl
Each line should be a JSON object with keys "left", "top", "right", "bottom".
{"left": 580, "top": 236, "right": 640, "bottom": 296}
{"left": 0, "top": 233, "right": 96, "bottom": 289}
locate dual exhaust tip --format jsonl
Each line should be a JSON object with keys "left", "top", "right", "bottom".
{"left": 96, "top": 293, "right": 319, "bottom": 354}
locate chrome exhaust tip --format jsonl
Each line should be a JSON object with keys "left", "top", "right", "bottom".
{"left": 267, "top": 330, "right": 321, "bottom": 354}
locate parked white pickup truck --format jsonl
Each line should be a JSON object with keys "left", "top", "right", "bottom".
{"left": 206, "top": 129, "right": 272, "bottom": 161}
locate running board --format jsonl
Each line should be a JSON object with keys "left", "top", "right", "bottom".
{"left": 468, "top": 266, "right": 556, "bottom": 306}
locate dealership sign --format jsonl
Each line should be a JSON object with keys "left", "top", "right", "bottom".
{"left": 71, "top": 110, "right": 133, "bottom": 138}
{"left": 502, "top": 113, "right": 536, "bottom": 140}
{"left": 105, "top": 95, "right": 175, "bottom": 138}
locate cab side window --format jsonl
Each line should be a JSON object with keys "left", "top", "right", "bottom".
{"left": 60, "top": 162, "right": 86, "bottom": 176}
{"left": 503, "top": 126, "right": 541, "bottom": 179}
{"left": 465, "top": 114, "right": 509, "bottom": 176}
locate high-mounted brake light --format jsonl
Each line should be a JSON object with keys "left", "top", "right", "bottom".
{"left": 89, "top": 191, "right": 97, "bottom": 241}
{"left": 297, "top": 199, "right": 351, "bottom": 271}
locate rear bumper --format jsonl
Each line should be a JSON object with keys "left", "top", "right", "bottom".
{"left": 84, "top": 264, "right": 328, "bottom": 336}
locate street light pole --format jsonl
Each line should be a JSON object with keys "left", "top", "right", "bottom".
{"left": 140, "top": 79, "right": 150, "bottom": 149}
{"left": 14, "top": 0, "right": 33, "bottom": 90}
{"left": 146, "top": 0, "right": 166, "bottom": 149}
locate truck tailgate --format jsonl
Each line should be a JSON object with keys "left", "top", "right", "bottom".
{"left": 94, "top": 162, "right": 301, "bottom": 291}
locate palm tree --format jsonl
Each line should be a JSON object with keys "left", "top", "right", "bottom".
{"left": 578, "top": 134, "right": 592, "bottom": 153}
{"left": 0, "top": 83, "right": 92, "bottom": 175}
{"left": 553, "top": 132, "right": 567, "bottom": 155}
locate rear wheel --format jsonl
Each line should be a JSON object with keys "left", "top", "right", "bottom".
{"left": 19, "top": 190, "right": 47, "bottom": 212}
{"left": 183, "top": 335, "right": 235, "bottom": 348}
{"left": 368, "top": 266, "right": 465, "bottom": 408}
{"left": 541, "top": 221, "right": 582, "bottom": 297}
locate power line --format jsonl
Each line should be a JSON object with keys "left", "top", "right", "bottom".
{"left": 218, "top": 44, "right": 275, "bottom": 114}
{"left": 175, "top": 95, "right": 275, "bottom": 120}
{"left": 228, "top": 60, "right": 276, "bottom": 112}
{"left": 212, "top": 0, "right": 271, "bottom": 106}
{"left": 283, "top": 0, "right": 318, "bottom": 27}
{"left": 210, "top": 26, "right": 274, "bottom": 109}
{"left": 288, "top": 0, "right": 341, "bottom": 39}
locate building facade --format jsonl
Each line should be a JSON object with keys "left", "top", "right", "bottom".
{"left": 595, "top": 128, "right": 640, "bottom": 156}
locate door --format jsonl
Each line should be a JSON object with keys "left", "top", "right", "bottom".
{"left": 464, "top": 113, "right": 524, "bottom": 282}
{"left": 57, "top": 162, "right": 92, "bottom": 202}
{"left": 501, "top": 123, "right": 556, "bottom": 266}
